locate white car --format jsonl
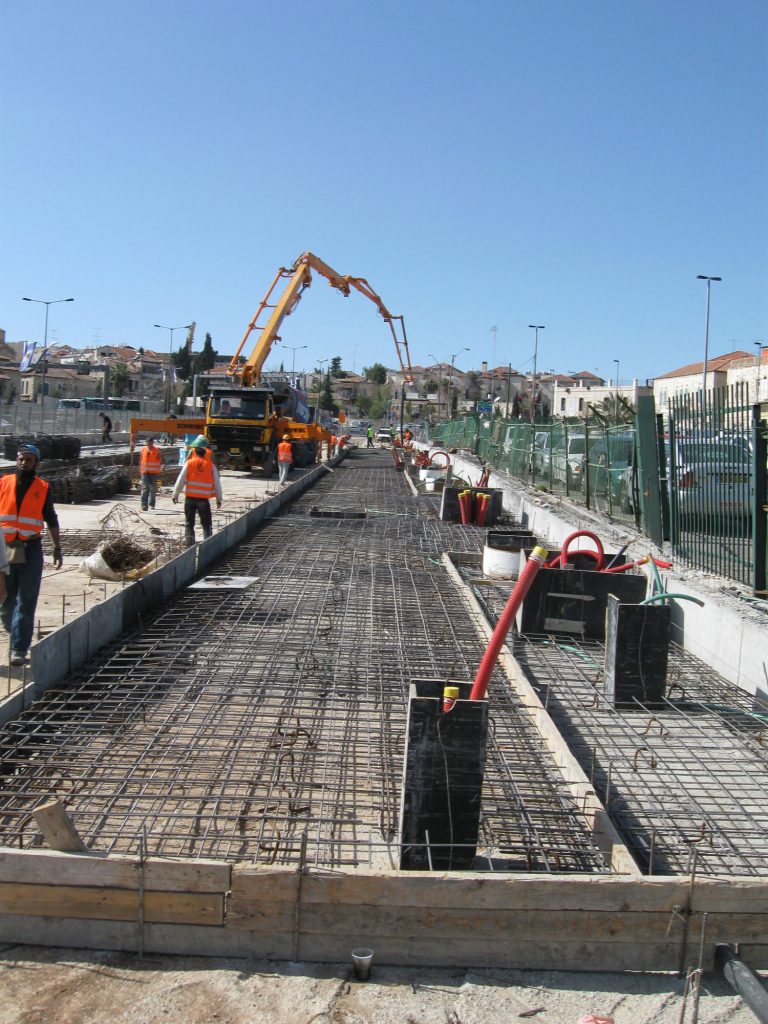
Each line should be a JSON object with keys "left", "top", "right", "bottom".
{"left": 376, "top": 428, "right": 392, "bottom": 444}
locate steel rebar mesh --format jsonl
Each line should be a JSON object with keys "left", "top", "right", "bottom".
{"left": 0, "top": 453, "right": 605, "bottom": 872}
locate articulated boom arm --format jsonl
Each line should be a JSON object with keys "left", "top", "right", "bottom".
{"left": 228, "top": 251, "right": 414, "bottom": 388}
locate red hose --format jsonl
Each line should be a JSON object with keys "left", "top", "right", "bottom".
{"left": 469, "top": 546, "right": 548, "bottom": 701}
{"left": 559, "top": 529, "right": 605, "bottom": 571}
{"left": 428, "top": 450, "right": 451, "bottom": 469}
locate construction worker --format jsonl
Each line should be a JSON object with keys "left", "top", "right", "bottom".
{"left": 366, "top": 426, "right": 374, "bottom": 449}
{"left": 171, "top": 437, "right": 222, "bottom": 545}
{"left": 139, "top": 437, "right": 164, "bottom": 511}
{"left": 0, "top": 444, "right": 63, "bottom": 666}
{"left": 192, "top": 435, "right": 214, "bottom": 462}
{"left": 277, "top": 433, "right": 293, "bottom": 485}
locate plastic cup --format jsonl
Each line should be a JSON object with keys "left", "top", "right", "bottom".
{"left": 351, "top": 947, "right": 374, "bottom": 981}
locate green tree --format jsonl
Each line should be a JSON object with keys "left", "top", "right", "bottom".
{"left": 192, "top": 333, "right": 218, "bottom": 402}
{"left": 330, "top": 356, "right": 347, "bottom": 378}
{"left": 364, "top": 363, "right": 387, "bottom": 385}
{"left": 319, "top": 372, "right": 337, "bottom": 413}
{"left": 192, "top": 333, "right": 217, "bottom": 375}
{"left": 173, "top": 345, "right": 192, "bottom": 382}
{"left": 110, "top": 362, "right": 130, "bottom": 396}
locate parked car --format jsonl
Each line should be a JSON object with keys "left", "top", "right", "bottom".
{"left": 376, "top": 427, "right": 392, "bottom": 444}
{"left": 670, "top": 440, "right": 753, "bottom": 524}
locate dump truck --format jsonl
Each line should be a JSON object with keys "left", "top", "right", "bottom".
{"left": 131, "top": 251, "right": 414, "bottom": 473}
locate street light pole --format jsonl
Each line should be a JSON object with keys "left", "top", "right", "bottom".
{"left": 696, "top": 275, "right": 721, "bottom": 431}
{"left": 428, "top": 353, "right": 443, "bottom": 419}
{"left": 155, "top": 323, "right": 193, "bottom": 414}
{"left": 528, "top": 325, "right": 545, "bottom": 424}
{"left": 613, "top": 358, "right": 620, "bottom": 422}
{"left": 448, "top": 347, "right": 469, "bottom": 419}
{"left": 22, "top": 296, "right": 74, "bottom": 428}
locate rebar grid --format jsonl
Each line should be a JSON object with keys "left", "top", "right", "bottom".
{"left": 513, "top": 631, "right": 768, "bottom": 876}
{"left": 0, "top": 453, "right": 605, "bottom": 872}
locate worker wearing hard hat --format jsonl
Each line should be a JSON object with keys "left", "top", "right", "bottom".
{"left": 277, "top": 433, "right": 293, "bottom": 485}
{"left": 0, "top": 444, "right": 63, "bottom": 666}
{"left": 191, "top": 435, "right": 214, "bottom": 462}
{"left": 139, "top": 437, "right": 164, "bottom": 511}
{"left": 171, "top": 437, "right": 222, "bottom": 545}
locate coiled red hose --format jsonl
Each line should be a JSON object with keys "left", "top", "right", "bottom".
{"left": 547, "top": 529, "right": 606, "bottom": 570}
{"left": 428, "top": 450, "right": 451, "bottom": 469}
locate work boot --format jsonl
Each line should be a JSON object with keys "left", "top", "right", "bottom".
{"left": 10, "top": 651, "right": 26, "bottom": 666}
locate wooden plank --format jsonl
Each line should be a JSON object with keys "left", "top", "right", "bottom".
{"left": 0, "top": 847, "right": 230, "bottom": 893}
{"left": 228, "top": 899, "right": 683, "bottom": 943}
{"left": 231, "top": 867, "right": 686, "bottom": 912}
{"left": 32, "top": 800, "right": 87, "bottom": 853}
{"left": 0, "top": 882, "right": 224, "bottom": 926}
{"left": 0, "top": 916, "right": 287, "bottom": 960}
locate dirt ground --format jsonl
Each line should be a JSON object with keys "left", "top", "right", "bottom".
{"left": 0, "top": 945, "right": 759, "bottom": 1024}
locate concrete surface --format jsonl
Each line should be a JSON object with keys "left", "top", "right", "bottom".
{"left": 0, "top": 945, "right": 760, "bottom": 1023}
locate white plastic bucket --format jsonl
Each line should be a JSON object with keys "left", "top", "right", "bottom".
{"left": 482, "top": 544, "right": 521, "bottom": 579}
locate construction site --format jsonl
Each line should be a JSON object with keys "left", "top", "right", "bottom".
{"left": 0, "top": 437, "right": 765, "bottom": 971}
{"left": 1, "top": 254, "right": 766, "bottom": 1023}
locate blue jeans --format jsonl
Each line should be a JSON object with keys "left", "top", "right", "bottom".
{"left": 141, "top": 474, "right": 159, "bottom": 509}
{"left": 1, "top": 539, "right": 44, "bottom": 654}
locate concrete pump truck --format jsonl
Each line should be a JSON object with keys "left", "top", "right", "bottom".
{"left": 130, "top": 251, "right": 414, "bottom": 474}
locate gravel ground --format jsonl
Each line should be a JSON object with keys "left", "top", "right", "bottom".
{"left": 0, "top": 945, "right": 760, "bottom": 1024}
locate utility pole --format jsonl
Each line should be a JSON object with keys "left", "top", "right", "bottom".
{"left": 528, "top": 325, "right": 545, "bottom": 424}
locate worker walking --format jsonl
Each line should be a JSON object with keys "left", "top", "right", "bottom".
{"left": 366, "top": 426, "right": 374, "bottom": 448}
{"left": 0, "top": 444, "right": 63, "bottom": 666}
{"left": 171, "top": 437, "right": 222, "bottom": 545}
{"left": 99, "top": 412, "right": 112, "bottom": 443}
{"left": 277, "top": 433, "right": 293, "bottom": 485}
{"left": 139, "top": 437, "right": 164, "bottom": 511}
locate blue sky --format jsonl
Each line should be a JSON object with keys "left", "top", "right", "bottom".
{"left": 2, "top": 0, "right": 766, "bottom": 385}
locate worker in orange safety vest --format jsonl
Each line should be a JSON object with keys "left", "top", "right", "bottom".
{"left": 0, "top": 444, "right": 63, "bottom": 666}
{"left": 171, "top": 437, "right": 222, "bottom": 545}
{"left": 277, "top": 433, "right": 293, "bottom": 486}
{"left": 139, "top": 437, "right": 165, "bottom": 511}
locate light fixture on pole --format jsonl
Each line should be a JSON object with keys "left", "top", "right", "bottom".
{"left": 490, "top": 326, "right": 497, "bottom": 370}
{"left": 155, "top": 323, "right": 194, "bottom": 414}
{"left": 696, "top": 275, "right": 721, "bottom": 430}
{"left": 528, "top": 325, "right": 545, "bottom": 424}
{"left": 613, "top": 358, "right": 620, "bottom": 422}
{"left": 447, "top": 348, "right": 469, "bottom": 418}
{"left": 22, "top": 296, "right": 74, "bottom": 427}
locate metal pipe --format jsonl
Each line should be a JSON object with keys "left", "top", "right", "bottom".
{"left": 716, "top": 944, "right": 768, "bottom": 1023}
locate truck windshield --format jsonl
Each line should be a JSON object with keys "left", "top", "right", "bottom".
{"left": 210, "top": 394, "right": 268, "bottom": 419}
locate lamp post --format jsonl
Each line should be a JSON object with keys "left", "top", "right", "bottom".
{"left": 22, "top": 296, "right": 74, "bottom": 428}
{"left": 696, "top": 275, "right": 721, "bottom": 431}
{"left": 447, "top": 347, "right": 469, "bottom": 418}
{"left": 613, "top": 358, "right": 620, "bottom": 422}
{"left": 313, "top": 358, "right": 328, "bottom": 411}
{"left": 154, "top": 323, "right": 193, "bottom": 414}
{"left": 428, "top": 353, "right": 443, "bottom": 418}
{"left": 528, "top": 325, "right": 545, "bottom": 423}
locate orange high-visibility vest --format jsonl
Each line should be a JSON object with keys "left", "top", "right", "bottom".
{"left": 184, "top": 456, "right": 215, "bottom": 499}
{"left": 140, "top": 445, "right": 163, "bottom": 475}
{"left": 277, "top": 441, "right": 293, "bottom": 463}
{"left": 0, "top": 475, "right": 49, "bottom": 543}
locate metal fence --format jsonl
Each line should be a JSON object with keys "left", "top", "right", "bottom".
{"left": 0, "top": 400, "right": 166, "bottom": 439}
{"left": 668, "top": 383, "right": 766, "bottom": 590}
{"left": 426, "top": 415, "right": 639, "bottom": 526}
{"left": 425, "top": 392, "right": 768, "bottom": 595}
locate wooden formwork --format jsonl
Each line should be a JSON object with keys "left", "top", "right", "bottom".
{"left": 0, "top": 848, "right": 767, "bottom": 971}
